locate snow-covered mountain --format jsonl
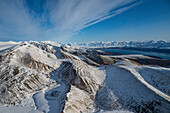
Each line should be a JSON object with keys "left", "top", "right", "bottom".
{"left": 0, "top": 41, "right": 170, "bottom": 113}
{"left": 0, "top": 41, "right": 21, "bottom": 51}
{"left": 71, "top": 40, "right": 170, "bottom": 48}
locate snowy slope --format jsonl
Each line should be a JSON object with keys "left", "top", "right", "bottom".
{"left": 95, "top": 60, "right": 170, "bottom": 112}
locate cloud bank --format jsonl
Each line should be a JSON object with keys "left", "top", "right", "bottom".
{"left": 0, "top": 0, "right": 143, "bottom": 42}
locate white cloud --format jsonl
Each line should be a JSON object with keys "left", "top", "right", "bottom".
{"left": 0, "top": 0, "right": 143, "bottom": 42}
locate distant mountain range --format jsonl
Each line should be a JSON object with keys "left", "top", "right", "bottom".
{"left": 71, "top": 40, "right": 170, "bottom": 48}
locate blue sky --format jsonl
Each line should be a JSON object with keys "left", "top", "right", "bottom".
{"left": 0, "top": 0, "right": 170, "bottom": 43}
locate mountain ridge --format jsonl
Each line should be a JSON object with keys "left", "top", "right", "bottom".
{"left": 71, "top": 40, "right": 170, "bottom": 48}
{"left": 0, "top": 41, "right": 169, "bottom": 113}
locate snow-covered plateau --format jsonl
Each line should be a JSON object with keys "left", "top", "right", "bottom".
{"left": 0, "top": 41, "right": 170, "bottom": 113}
